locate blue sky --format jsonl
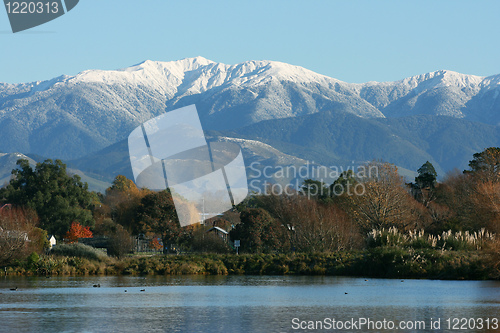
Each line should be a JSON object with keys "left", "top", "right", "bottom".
{"left": 1, "top": 0, "right": 499, "bottom": 84}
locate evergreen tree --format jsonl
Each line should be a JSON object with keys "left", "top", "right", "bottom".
{"left": 330, "top": 170, "right": 358, "bottom": 196}
{"left": 465, "top": 147, "right": 500, "bottom": 182}
{"left": 300, "top": 179, "right": 330, "bottom": 200}
{"left": 415, "top": 161, "right": 437, "bottom": 189}
{"left": 0, "top": 159, "right": 96, "bottom": 238}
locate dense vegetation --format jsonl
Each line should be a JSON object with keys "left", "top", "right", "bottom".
{"left": 5, "top": 251, "right": 491, "bottom": 280}
{"left": 1, "top": 148, "right": 500, "bottom": 279}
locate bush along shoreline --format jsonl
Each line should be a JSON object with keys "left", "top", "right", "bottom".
{"left": 4, "top": 244, "right": 496, "bottom": 280}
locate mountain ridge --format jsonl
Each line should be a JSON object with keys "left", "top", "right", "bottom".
{"left": 1, "top": 57, "right": 499, "bottom": 163}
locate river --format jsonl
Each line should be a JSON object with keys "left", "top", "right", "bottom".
{"left": 0, "top": 275, "right": 499, "bottom": 332}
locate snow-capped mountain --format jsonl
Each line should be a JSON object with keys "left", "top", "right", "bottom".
{"left": 359, "top": 70, "right": 500, "bottom": 122}
{"left": 1, "top": 57, "right": 499, "bottom": 160}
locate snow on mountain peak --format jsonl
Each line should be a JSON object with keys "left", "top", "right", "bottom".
{"left": 432, "top": 70, "right": 484, "bottom": 89}
{"left": 5, "top": 57, "right": 500, "bottom": 129}
{"left": 128, "top": 57, "right": 215, "bottom": 73}
{"left": 29, "top": 75, "right": 69, "bottom": 94}
{"left": 63, "top": 57, "right": 214, "bottom": 97}
{"left": 20, "top": 57, "right": 350, "bottom": 101}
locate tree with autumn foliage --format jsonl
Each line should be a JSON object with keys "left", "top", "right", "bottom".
{"left": 65, "top": 221, "right": 93, "bottom": 243}
{"left": 345, "top": 162, "right": 429, "bottom": 234}
{"left": 148, "top": 238, "right": 163, "bottom": 251}
{"left": 136, "top": 190, "right": 184, "bottom": 253}
{"left": 465, "top": 147, "right": 500, "bottom": 231}
{"left": 99, "top": 175, "right": 148, "bottom": 234}
{"left": 437, "top": 148, "right": 500, "bottom": 232}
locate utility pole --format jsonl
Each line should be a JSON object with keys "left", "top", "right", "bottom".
{"left": 202, "top": 197, "right": 205, "bottom": 226}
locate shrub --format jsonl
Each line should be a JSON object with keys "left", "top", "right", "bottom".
{"left": 107, "top": 224, "right": 134, "bottom": 258}
{"left": 26, "top": 252, "right": 40, "bottom": 268}
{"left": 50, "top": 243, "right": 108, "bottom": 261}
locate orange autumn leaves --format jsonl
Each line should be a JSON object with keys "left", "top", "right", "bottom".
{"left": 65, "top": 221, "right": 93, "bottom": 243}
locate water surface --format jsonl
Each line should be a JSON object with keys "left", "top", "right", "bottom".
{"left": 0, "top": 275, "right": 499, "bottom": 332}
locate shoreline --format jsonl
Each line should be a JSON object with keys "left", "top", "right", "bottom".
{"left": 5, "top": 249, "right": 497, "bottom": 281}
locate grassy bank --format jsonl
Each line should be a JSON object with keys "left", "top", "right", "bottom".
{"left": 5, "top": 246, "right": 496, "bottom": 280}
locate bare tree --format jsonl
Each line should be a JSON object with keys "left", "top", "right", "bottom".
{"left": 0, "top": 207, "right": 40, "bottom": 265}
{"left": 253, "top": 192, "right": 361, "bottom": 252}
{"left": 346, "top": 162, "right": 428, "bottom": 234}
{"left": 289, "top": 197, "right": 359, "bottom": 252}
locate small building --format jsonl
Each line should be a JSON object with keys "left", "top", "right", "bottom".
{"left": 133, "top": 234, "right": 163, "bottom": 253}
{"left": 48, "top": 235, "right": 57, "bottom": 248}
{"left": 206, "top": 226, "right": 229, "bottom": 242}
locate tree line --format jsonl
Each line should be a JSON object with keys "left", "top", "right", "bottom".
{"left": 1, "top": 148, "right": 499, "bottom": 276}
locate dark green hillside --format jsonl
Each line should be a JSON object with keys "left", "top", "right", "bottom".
{"left": 64, "top": 109, "right": 500, "bottom": 186}
{"left": 231, "top": 109, "right": 500, "bottom": 175}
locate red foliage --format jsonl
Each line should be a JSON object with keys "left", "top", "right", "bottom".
{"left": 65, "top": 221, "right": 93, "bottom": 243}
{"left": 148, "top": 238, "right": 163, "bottom": 251}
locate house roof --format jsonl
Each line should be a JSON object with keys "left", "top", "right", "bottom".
{"left": 0, "top": 204, "right": 12, "bottom": 212}
{"left": 207, "top": 226, "right": 228, "bottom": 235}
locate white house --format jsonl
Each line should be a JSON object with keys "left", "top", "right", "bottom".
{"left": 48, "top": 235, "right": 56, "bottom": 248}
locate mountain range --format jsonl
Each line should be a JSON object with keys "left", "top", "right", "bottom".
{"left": 1, "top": 57, "right": 500, "bottom": 190}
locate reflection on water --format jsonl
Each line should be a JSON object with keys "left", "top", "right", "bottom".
{"left": 0, "top": 275, "right": 499, "bottom": 332}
